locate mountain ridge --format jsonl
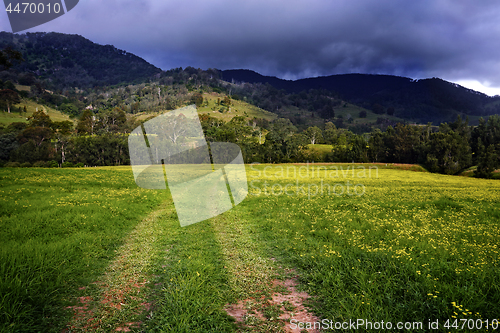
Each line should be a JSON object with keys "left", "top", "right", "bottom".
{"left": 220, "top": 69, "right": 500, "bottom": 123}
{"left": 0, "top": 31, "right": 162, "bottom": 88}
{"left": 1, "top": 31, "right": 499, "bottom": 124}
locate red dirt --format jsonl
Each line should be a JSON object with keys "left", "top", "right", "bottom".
{"left": 225, "top": 277, "right": 320, "bottom": 332}
{"left": 64, "top": 278, "right": 150, "bottom": 332}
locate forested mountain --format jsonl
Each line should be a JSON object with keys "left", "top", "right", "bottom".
{"left": 0, "top": 32, "right": 161, "bottom": 88}
{"left": 1, "top": 31, "right": 499, "bottom": 125}
{"left": 221, "top": 69, "right": 500, "bottom": 124}
{"left": 1, "top": 32, "right": 500, "bottom": 177}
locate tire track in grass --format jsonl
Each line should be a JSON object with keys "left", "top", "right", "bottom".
{"left": 64, "top": 198, "right": 319, "bottom": 332}
{"left": 64, "top": 200, "right": 175, "bottom": 332}
{"left": 212, "top": 210, "right": 319, "bottom": 333}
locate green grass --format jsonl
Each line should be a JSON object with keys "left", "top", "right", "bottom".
{"left": 0, "top": 167, "right": 168, "bottom": 332}
{"left": 242, "top": 164, "right": 500, "bottom": 331}
{"left": 144, "top": 216, "right": 238, "bottom": 332}
{"left": 307, "top": 144, "right": 333, "bottom": 154}
{"left": 278, "top": 102, "right": 405, "bottom": 129}
{"left": 306, "top": 144, "right": 333, "bottom": 161}
{"left": 197, "top": 93, "right": 278, "bottom": 122}
{"left": 2, "top": 164, "right": 500, "bottom": 332}
{"left": 0, "top": 98, "right": 74, "bottom": 126}
{"left": 132, "top": 94, "right": 277, "bottom": 128}
{"left": 334, "top": 102, "right": 402, "bottom": 124}
{"left": 143, "top": 193, "right": 289, "bottom": 332}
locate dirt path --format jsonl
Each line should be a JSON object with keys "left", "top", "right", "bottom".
{"left": 64, "top": 202, "right": 172, "bottom": 332}
{"left": 211, "top": 211, "right": 320, "bottom": 333}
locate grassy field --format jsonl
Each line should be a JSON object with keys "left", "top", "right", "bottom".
{"left": 1, "top": 164, "right": 499, "bottom": 332}
{"left": 244, "top": 164, "right": 500, "bottom": 330}
{"left": 0, "top": 167, "right": 168, "bottom": 332}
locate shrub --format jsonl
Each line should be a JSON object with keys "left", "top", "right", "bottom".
{"left": 62, "top": 161, "right": 74, "bottom": 168}
{"left": 75, "top": 162, "right": 84, "bottom": 168}
{"left": 47, "top": 160, "right": 59, "bottom": 168}
{"left": 33, "top": 161, "right": 47, "bottom": 168}
{"left": 4, "top": 162, "right": 20, "bottom": 168}
{"left": 20, "top": 162, "right": 32, "bottom": 168}
{"left": 426, "top": 154, "right": 439, "bottom": 173}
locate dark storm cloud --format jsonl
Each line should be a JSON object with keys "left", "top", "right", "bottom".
{"left": 1, "top": 0, "right": 499, "bottom": 94}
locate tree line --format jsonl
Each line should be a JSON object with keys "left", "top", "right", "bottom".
{"left": 1, "top": 108, "right": 499, "bottom": 178}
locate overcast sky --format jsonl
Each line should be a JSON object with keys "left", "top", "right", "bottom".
{"left": 1, "top": 0, "right": 500, "bottom": 96}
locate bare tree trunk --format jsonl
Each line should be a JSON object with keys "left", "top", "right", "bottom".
{"left": 61, "top": 143, "right": 65, "bottom": 164}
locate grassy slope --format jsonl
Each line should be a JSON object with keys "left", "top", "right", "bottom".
{"left": 307, "top": 143, "right": 333, "bottom": 155}
{"left": 279, "top": 102, "right": 405, "bottom": 128}
{"left": 1, "top": 86, "right": 74, "bottom": 126}
{"left": 335, "top": 102, "right": 404, "bottom": 124}
{"left": 197, "top": 93, "right": 278, "bottom": 122}
{"left": 132, "top": 93, "right": 277, "bottom": 125}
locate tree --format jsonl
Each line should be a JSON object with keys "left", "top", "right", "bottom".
{"left": 76, "top": 110, "right": 96, "bottom": 135}
{"left": 359, "top": 110, "right": 367, "bottom": 118}
{"left": 323, "top": 122, "right": 337, "bottom": 144}
{"left": 52, "top": 121, "right": 74, "bottom": 136}
{"left": 18, "top": 126, "right": 54, "bottom": 147}
{"left": 97, "top": 107, "right": 127, "bottom": 133}
{"left": 391, "top": 123, "right": 421, "bottom": 163}
{"left": 0, "top": 46, "right": 24, "bottom": 71}
{"left": 5, "top": 122, "right": 28, "bottom": 133}
{"left": 53, "top": 121, "right": 74, "bottom": 164}
{"left": 222, "top": 96, "right": 231, "bottom": 106}
{"left": 372, "top": 103, "right": 385, "bottom": 115}
{"left": 368, "top": 129, "right": 386, "bottom": 162}
{"left": 224, "top": 116, "right": 252, "bottom": 142}
{"left": 191, "top": 92, "right": 203, "bottom": 107}
{"left": 349, "top": 134, "right": 369, "bottom": 162}
{"left": 11, "top": 139, "right": 55, "bottom": 163}
{"left": 304, "top": 126, "right": 323, "bottom": 145}
{"left": 0, "top": 132, "right": 19, "bottom": 161}
{"left": 0, "top": 89, "right": 20, "bottom": 113}
{"left": 270, "top": 118, "right": 297, "bottom": 144}
{"left": 320, "top": 105, "right": 335, "bottom": 119}
{"left": 425, "top": 126, "right": 472, "bottom": 174}
{"left": 60, "top": 103, "right": 80, "bottom": 117}
{"left": 29, "top": 110, "right": 53, "bottom": 128}
{"left": 284, "top": 133, "right": 308, "bottom": 161}
{"left": 262, "top": 119, "right": 297, "bottom": 163}
{"left": 475, "top": 140, "right": 499, "bottom": 178}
